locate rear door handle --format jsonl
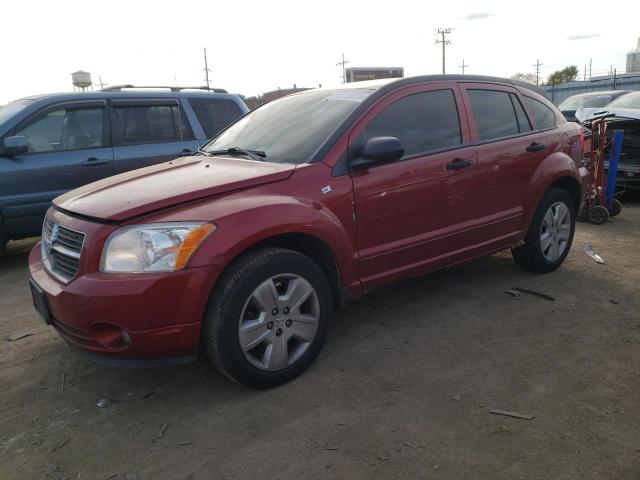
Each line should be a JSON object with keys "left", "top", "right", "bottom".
{"left": 81, "top": 157, "right": 109, "bottom": 166}
{"left": 526, "top": 142, "right": 546, "bottom": 152}
{"left": 446, "top": 158, "right": 473, "bottom": 171}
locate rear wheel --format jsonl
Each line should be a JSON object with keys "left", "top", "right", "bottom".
{"left": 512, "top": 188, "right": 575, "bottom": 273}
{"left": 202, "top": 247, "right": 332, "bottom": 388}
{"left": 609, "top": 198, "right": 623, "bottom": 218}
{"left": 588, "top": 205, "right": 609, "bottom": 225}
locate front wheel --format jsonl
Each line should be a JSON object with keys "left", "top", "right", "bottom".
{"left": 512, "top": 188, "right": 576, "bottom": 273}
{"left": 202, "top": 248, "right": 333, "bottom": 388}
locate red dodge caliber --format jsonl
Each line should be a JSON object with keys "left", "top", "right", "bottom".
{"left": 29, "top": 75, "right": 588, "bottom": 388}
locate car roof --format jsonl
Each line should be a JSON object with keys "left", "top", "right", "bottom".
{"left": 567, "top": 90, "right": 630, "bottom": 97}
{"left": 14, "top": 89, "right": 242, "bottom": 103}
{"left": 318, "top": 74, "right": 548, "bottom": 98}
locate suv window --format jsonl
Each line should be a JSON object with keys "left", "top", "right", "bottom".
{"left": 523, "top": 96, "right": 556, "bottom": 130}
{"left": 111, "top": 104, "right": 194, "bottom": 146}
{"left": 188, "top": 98, "right": 244, "bottom": 138}
{"left": 364, "top": 89, "right": 462, "bottom": 157}
{"left": 16, "top": 106, "right": 104, "bottom": 153}
{"left": 468, "top": 89, "right": 523, "bottom": 141}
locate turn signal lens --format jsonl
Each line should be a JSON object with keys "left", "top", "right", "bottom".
{"left": 175, "top": 224, "right": 216, "bottom": 269}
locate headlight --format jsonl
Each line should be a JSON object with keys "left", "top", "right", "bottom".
{"left": 100, "top": 223, "right": 215, "bottom": 273}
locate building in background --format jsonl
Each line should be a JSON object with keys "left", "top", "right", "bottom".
{"left": 627, "top": 37, "right": 640, "bottom": 73}
{"left": 346, "top": 67, "right": 404, "bottom": 83}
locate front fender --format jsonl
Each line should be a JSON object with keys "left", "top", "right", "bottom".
{"left": 188, "top": 194, "right": 359, "bottom": 294}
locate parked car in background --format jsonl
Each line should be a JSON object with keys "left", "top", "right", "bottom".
{"left": 558, "top": 90, "right": 630, "bottom": 122}
{"left": 577, "top": 91, "right": 640, "bottom": 191}
{"left": 0, "top": 86, "right": 248, "bottom": 250}
{"left": 28, "top": 75, "right": 587, "bottom": 388}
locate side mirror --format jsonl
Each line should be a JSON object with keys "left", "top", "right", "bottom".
{"left": 2, "top": 136, "right": 29, "bottom": 156}
{"left": 350, "top": 136, "right": 404, "bottom": 170}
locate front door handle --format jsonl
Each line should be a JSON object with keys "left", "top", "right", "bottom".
{"left": 446, "top": 158, "right": 473, "bottom": 171}
{"left": 526, "top": 142, "right": 546, "bottom": 152}
{"left": 81, "top": 157, "right": 109, "bottom": 166}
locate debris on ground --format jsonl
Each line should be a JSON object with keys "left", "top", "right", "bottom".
{"left": 324, "top": 445, "right": 339, "bottom": 451}
{"left": 452, "top": 394, "right": 462, "bottom": 401}
{"left": 61, "top": 373, "right": 65, "bottom": 392}
{"left": 96, "top": 398, "right": 112, "bottom": 409}
{"left": 489, "top": 409, "right": 535, "bottom": 420}
{"left": 156, "top": 422, "right": 169, "bottom": 439}
{"left": 141, "top": 388, "right": 155, "bottom": 399}
{"left": 584, "top": 244, "right": 605, "bottom": 264}
{"left": 51, "top": 438, "right": 69, "bottom": 452}
{"left": 511, "top": 287, "right": 555, "bottom": 302}
{"left": 4, "top": 332, "right": 34, "bottom": 342}
{"left": 178, "top": 441, "right": 193, "bottom": 446}
{"left": 504, "top": 289, "right": 522, "bottom": 297}
{"left": 403, "top": 442, "right": 416, "bottom": 448}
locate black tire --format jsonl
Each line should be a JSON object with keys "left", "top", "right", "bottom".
{"left": 202, "top": 247, "right": 333, "bottom": 389}
{"left": 588, "top": 205, "right": 609, "bottom": 225}
{"left": 512, "top": 188, "right": 576, "bottom": 273}
{"left": 609, "top": 198, "right": 623, "bottom": 218}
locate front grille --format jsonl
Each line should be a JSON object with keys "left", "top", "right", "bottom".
{"left": 41, "top": 218, "right": 85, "bottom": 283}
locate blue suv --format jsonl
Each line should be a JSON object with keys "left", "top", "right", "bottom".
{"left": 0, "top": 86, "right": 248, "bottom": 250}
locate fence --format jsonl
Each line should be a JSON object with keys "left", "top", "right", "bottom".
{"left": 542, "top": 72, "right": 640, "bottom": 105}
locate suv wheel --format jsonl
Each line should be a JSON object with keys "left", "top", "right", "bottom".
{"left": 512, "top": 188, "right": 575, "bottom": 273}
{"left": 202, "top": 248, "right": 332, "bottom": 388}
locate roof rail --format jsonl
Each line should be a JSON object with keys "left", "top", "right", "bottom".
{"left": 101, "top": 85, "right": 228, "bottom": 93}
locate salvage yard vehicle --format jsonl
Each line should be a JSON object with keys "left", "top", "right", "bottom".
{"left": 28, "top": 75, "right": 587, "bottom": 388}
{"left": 558, "top": 90, "right": 630, "bottom": 122}
{"left": 576, "top": 91, "right": 640, "bottom": 191}
{"left": 0, "top": 86, "right": 248, "bottom": 250}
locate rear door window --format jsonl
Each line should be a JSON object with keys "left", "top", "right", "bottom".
{"left": 364, "top": 89, "right": 462, "bottom": 157}
{"left": 110, "top": 104, "right": 194, "bottom": 146}
{"left": 510, "top": 93, "right": 532, "bottom": 133}
{"left": 467, "top": 89, "right": 521, "bottom": 141}
{"left": 188, "top": 98, "right": 244, "bottom": 138}
{"left": 16, "top": 106, "right": 105, "bottom": 153}
{"left": 522, "top": 96, "right": 557, "bottom": 130}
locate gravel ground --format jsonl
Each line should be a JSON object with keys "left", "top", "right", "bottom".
{"left": 1, "top": 205, "right": 639, "bottom": 480}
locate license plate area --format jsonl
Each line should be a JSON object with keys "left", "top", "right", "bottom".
{"left": 29, "top": 279, "right": 51, "bottom": 325}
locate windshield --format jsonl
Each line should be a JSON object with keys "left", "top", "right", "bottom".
{"left": 203, "top": 89, "right": 373, "bottom": 164}
{"left": 559, "top": 94, "right": 619, "bottom": 110}
{"left": 606, "top": 92, "right": 640, "bottom": 109}
{"left": 0, "top": 99, "right": 32, "bottom": 126}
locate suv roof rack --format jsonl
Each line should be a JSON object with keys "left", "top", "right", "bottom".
{"left": 101, "top": 85, "right": 228, "bottom": 93}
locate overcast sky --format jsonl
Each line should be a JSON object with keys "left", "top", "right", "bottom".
{"left": 1, "top": 0, "right": 638, "bottom": 104}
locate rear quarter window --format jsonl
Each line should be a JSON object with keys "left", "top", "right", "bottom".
{"left": 523, "top": 96, "right": 557, "bottom": 130}
{"left": 188, "top": 98, "right": 244, "bottom": 138}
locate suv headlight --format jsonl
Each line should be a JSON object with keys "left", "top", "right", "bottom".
{"left": 100, "top": 223, "right": 215, "bottom": 273}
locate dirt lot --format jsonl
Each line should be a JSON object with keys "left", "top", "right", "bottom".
{"left": 1, "top": 206, "right": 639, "bottom": 480}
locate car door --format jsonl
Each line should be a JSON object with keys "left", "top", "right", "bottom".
{"left": 349, "top": 83, "right": 478, "bottom": 291}
{"left": 0, "top": 101, "right": 113, "bottom": 238}
{"left": 459, "top": 84, "right": 548, "bottom": 244}
{"left": 110, "top": 99, "right": 202, "bottom": 174}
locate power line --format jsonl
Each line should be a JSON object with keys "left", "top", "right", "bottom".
{"left": 435, "top": 28, "right": 452, "bottom": 74}
{"left": 336, "top": 53, "right": 350, "bottom": 84}
{"left": 459, "top": 58, "right": 469, "bottom": 74}
{"left": 533, "top": 59, "right": 543, "bottom": 85}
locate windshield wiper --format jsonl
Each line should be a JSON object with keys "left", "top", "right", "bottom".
{"left": 202, "top": 147, "right": 267, "bottom": 162}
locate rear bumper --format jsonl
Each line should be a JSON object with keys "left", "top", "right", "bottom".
{"left": 29, "top": 243, "right": 217, "bottom": 362}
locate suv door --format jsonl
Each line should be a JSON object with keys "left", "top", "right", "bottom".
{"left": 459, "top": 84, "right": 548, "bottom": 244}
{"left": 349, "top": 84, "right": 478, "bottom": 290}
{"left": 0, "top": 101, "right": 113, "bottom": 238}
{"left": 110, "top": 99, "right": 201, "bottom": 173}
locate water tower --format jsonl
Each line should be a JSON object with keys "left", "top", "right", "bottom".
{"left": 71, "top": 70, "right": 93, "bottom": 91}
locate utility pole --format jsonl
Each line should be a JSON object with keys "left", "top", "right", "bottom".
{"left": 436, "top": 28, "right": 452, "bottom": 74}
{"left": 533, "top": 59, "right": 542, "bottom": 85}
{"left": 203, "top": 47, "right": 211, "bottom": 90}
{"left": 613, "top": 68, "right": 617, "bottom": 90}
{"left": 459, "top": 58, "right": 469, "bottom": 74}
{"left": 336, "top": 53, "right": 350, "bottom": 83}
{"left": 584, "top": 65, "right": 587, "bottom": 81}
{"left": 589, "top": 58, "right": 592, "bottom": 80}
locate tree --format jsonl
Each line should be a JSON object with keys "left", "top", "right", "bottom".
{"left": 546, "top": 66, "right": 579, "bottom": 85}
{"left": 511, "top": 73, "right": 537, "bottom": 84}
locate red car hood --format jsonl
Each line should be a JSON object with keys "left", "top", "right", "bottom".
{"left": 54, "top": 156, "right": 297, "bottom": 222}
